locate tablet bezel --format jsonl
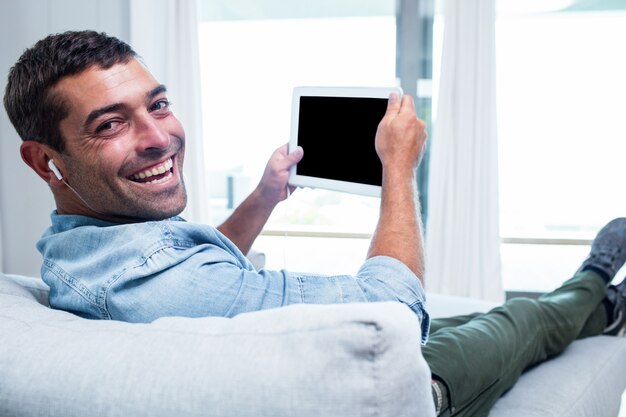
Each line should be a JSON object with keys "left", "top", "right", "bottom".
{"left": 288, "top": 86, "right": 403, "bottom": 197}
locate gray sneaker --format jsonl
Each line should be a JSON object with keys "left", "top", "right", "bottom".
{"left": 603, "top": 277, "right": 626, "bottom": 336}
{"left": 579, "top": 218, "right": 626, "bottom": 283}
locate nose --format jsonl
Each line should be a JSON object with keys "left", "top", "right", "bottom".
{"left": 135, "top": 113, "right": 170, "bottom": 152}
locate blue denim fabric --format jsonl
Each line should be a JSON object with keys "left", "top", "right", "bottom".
{"left": 37, "top": 211, "right": 430, "bottom": 343}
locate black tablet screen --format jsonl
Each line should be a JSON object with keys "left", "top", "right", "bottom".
{"left": 296, "top": 96, "right": 386, "bottom": 187}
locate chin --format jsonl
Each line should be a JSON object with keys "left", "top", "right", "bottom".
{"left": 151, "top": 203, "right": 187, "bottom": 220}
{"left": 126, "top": 197, "right": 187, "bottom": 222}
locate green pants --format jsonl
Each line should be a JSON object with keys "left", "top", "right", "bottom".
{"left": 422, "top": 270, "right": 609, "bottom": 417}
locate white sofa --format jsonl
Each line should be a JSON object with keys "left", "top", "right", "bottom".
{"left": 2, "top": 271, "right": 626, "bottom": 417}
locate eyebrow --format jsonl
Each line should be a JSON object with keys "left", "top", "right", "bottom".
{"left": 82, "top": 84, "right": 168, "bottom": 128}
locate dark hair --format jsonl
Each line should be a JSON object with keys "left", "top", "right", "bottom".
{"left": 3, "top": 30, "right": 137, "bottom": 152}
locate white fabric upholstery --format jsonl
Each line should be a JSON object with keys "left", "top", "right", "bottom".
{"left": 491, "top": 336, "right": 626, "bottom": 417}
{"left": 0, "top": 273, "right": 435, "bottom": 417}
{"left": 3, "top": 273, "right": 626, "bottom": 416}
{"left": 428, "top": 293, "right": 626, "bottom": 417}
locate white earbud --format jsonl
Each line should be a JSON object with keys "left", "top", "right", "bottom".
{"left": 48, "top": 159, "right": 63, "bottom": 180}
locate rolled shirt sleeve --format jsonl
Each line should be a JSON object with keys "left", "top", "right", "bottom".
{"left": 288, "top": 256, "right": 430, "bottom": 344}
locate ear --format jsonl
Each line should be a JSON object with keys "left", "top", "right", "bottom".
{"left": 20, "top": 141, "right": 64, "bottom": 186}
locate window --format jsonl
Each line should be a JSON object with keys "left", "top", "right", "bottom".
{"left": 496, "top": 2, "right": 626, "bottom": 291}
{"left": 197, "top": 0, "right": 432, "bottom": 273}
{"left": 198, "top": 15, "right": 395, "bottom": 230}
{"left": 197, "top": 1, "right": 626, "bottom": 290}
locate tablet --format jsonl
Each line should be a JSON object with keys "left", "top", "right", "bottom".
{"left": 288, "top": 86, "right": 403, "bottom": 197}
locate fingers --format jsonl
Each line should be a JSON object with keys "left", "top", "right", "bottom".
{"left": 397, "top": 95, "right": 426, "bottom": 134}
{"left": 384, "top": 93, "right": 418, "bottom": 123}
{"left": 399, "top": 94, "right": 415, "bottom": 115}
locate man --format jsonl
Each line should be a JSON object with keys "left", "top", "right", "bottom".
{"left": 4, "top": 30, "right": 626, "bottom": 417}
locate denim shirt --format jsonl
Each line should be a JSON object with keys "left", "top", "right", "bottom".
{"left": 37, "top": 211, "right": 430, "bottom": 343}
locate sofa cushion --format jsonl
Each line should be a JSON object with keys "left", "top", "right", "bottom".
{"left": 489, "top": 336, "right": 626, "bottom": 417}
{"left": 0, "top": 272, "right": 435, "bottom": 417}
{"left": 427, "top": 292, "right": 626, "bottom": 417}
{"left": 0, "top": 273, "right": 50, "bottom": 305}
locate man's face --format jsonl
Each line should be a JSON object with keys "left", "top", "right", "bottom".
{"left": 53, "top": 58, "right": 187, "bottom": 221}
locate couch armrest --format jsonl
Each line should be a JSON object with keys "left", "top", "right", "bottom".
{"left": 425, "top": 291, "right": 626, "bottom": 417}
{"left": 0, "top": 275, "right": 435, "bottom": 417}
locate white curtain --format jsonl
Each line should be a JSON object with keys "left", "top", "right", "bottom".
{"left": 0, "top": 221, "right": 3, "bottom": 271}
{"left": 130, "top": 0, "right": 211, "bottom": 224}
{"left": 425, "top": 0, "right": 503, "bottom": 302}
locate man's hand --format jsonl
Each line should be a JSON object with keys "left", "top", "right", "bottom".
{"left": 375, "top": 93, "right": 427, "bottom": 174}
{"left": 217, "top": 143, "right": 303, "bottom": 256}
{"left": 256, "top": 144, "right": 304, "bottom": 207}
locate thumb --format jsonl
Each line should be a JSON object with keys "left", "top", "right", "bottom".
{"left": 384, "top": 91, "right": 401, "bottom": 116}
{"left": 287, "top": 146, "right": 304, "bottom": 164}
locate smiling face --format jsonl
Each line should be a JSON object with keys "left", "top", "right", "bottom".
{"left": 52, "top": 58, "right": 187, "bottom": 221}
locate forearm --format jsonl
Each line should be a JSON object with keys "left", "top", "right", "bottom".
{"left": 367, "top": 93, "right": 427, "bottom": 283}
{"left": 217, "top": 144, "right": 302, "bottom": 255}
{"left": 217, "top": 188, "right": 276, "bottom": 255}
{"left": 367, "top": 167, "right": 424, "bottom": 282}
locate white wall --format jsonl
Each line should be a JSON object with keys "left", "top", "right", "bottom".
{"left": 0, "top": 0, "right": 130, "bottom": 275}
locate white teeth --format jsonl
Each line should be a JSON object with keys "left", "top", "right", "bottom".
{"left": 147, "top": 171, "right": 173, "bottom": 184}
{"left": 130, "top": 158, "right": 173, "bottom": 181}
